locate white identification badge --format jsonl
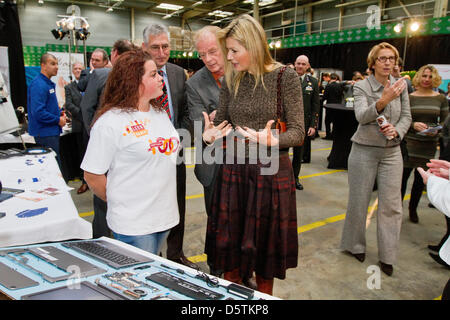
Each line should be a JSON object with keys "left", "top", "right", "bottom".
{"left": 49, "top": 88, "right": 55, "bottom": 94}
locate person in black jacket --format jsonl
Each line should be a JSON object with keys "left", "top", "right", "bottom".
{"left": 64, "top": 62, "right": 89, "bottom": 194}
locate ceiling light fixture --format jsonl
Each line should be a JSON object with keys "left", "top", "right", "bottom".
{"left": 156, "top": 3, "right": 184, "bottom": 11}
{"left": 208, "top": 10, "right": 234, "bottom": 18}
{"left": 243, "top": 0, "right": 276, "bottom": 7}
{"left": 393, "top": 22, "right": 403, "bottom": 33}
{"left": 409, "top": 21, "right": 420, "bottom": 32}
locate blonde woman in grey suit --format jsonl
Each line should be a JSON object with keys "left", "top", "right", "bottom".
{"left": 340, "top": 42, "right": 411, "bottom": 276}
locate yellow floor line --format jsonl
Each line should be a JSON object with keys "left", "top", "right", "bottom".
{"left": 289, "top": 147, "right": 331, "bottom": 156}
{"left": 79, "top": 211, "right": 94, "bottom": 218}
{"left": 186, "top": 194, "right": 204, "bottom": 200}
{"left": 299, "top": 169, "right": 345, "bottom": 179}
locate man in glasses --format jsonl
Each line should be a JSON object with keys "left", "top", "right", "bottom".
{"left": 142, "top": 23, "right": 195, "bottom": 270}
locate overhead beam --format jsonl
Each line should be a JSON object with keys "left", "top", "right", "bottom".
{"left": 396, "top": 0, "right": 412, "bottom": 18}
{"left": 260, "top": 0, "right": 335, "bottom": 19}
{"left": 182, "top": 0, "right": 240, "bottom": 21}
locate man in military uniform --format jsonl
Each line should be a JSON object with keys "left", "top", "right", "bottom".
{"left": 291, "top": 55, "right": 320, "bottom": 190}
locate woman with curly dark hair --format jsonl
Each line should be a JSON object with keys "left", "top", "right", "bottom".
{"left": 81, "top": 49, "right": 180, "bottom": 254}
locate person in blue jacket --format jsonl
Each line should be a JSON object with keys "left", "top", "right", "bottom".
{"left": 27, "top": 53, "right": 67, "bottom": 165}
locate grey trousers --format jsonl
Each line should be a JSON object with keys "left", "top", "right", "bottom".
{"left": 341, "top": 143, "right": 403, "bottom": 265}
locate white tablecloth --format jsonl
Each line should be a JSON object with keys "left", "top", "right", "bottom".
{"left": 0, "top": 151, "right": 92, "bottom": 247}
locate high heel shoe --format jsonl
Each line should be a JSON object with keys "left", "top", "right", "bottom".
{"left": 379, "top": 261, "right": 394, "bottom": 276}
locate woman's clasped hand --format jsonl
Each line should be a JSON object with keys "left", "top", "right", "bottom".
{"left": 202, "top": 112, "right": 280, "bottom": 147}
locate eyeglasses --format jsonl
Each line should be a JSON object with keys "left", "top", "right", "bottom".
{"left": 198, "top": 49, "right": 220, "bottom": 60}
{"left": 149, "top": 44, "right": 170, "bottom": 52}
{"left": 376, "top": 56, "right": 396, "bottom": 63}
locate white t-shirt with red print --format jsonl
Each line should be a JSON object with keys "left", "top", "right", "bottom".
{"left": 81, "top": 107, "right": 180, "bottom": 236}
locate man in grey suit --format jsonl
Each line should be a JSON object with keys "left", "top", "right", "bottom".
{"left": 64, "top": 62, "right": 89, "bottom": 194}
{"left": 186, "top": 26, "right": 224, "bottom": 220}
{"left": 142, "top": 23, "right": 195, "bottom": 269}
{"left": 80, "top": 39, "right": 136, "bottom": 239}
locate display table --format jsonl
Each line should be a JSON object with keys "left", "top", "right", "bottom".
{"left": 0, "top": 130, "right": 82, "bottom": 182}
{"left": 324, "top": 103, "right": 358, "bottom": 169}
{"left": 0, "top": 150, "right": 92, "bottom": 247}
{"left": 0, "top": 237, "right": 277, "bottom": 301}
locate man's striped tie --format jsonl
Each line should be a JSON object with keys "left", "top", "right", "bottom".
{"left": 157, "top": 70, "right": 171, "bottom": 120}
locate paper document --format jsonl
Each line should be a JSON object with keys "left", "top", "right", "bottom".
{"left": 418, "top": 125, "right": 442, "bottom": 136}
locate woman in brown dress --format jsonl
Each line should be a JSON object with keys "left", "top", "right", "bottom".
{"left": 201, "top": 14, "right": 304, "bottom": 295}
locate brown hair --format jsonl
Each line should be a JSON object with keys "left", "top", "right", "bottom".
{"left": 92, "top": 49, "right": 161, "bottom": 125}
{"left": 412, "top": 64, "right": 442, "bottom": 89}
{"left": 367, "top": 42, "right": 399, "bottom": 73}
{"left": 112, "top": 39, "right": 138, "bottom": 55}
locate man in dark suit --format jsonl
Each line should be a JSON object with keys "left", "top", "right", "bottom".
{"left": 64, "top": 62, "right": 89, "bottom": 194}
{"left": 77, "top": 48, "right": 109, "bottom": 93}
{"left": 292, "top": 55, "right": 320, "bottom": 190}
{"left": 80, "top": 39, "right": 136, "bottom": 239}
{"left": 142, "top": 23, "right": 195, "bottom": 269}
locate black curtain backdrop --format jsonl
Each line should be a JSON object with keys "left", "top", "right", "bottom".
{"left": 0, "top": 0, "right": 26, "bottom": 110}
{"left": 273, "top": 34, "right": 450, "bottom": 79}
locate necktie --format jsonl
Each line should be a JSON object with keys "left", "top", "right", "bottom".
{"left": 157, "top": 70, "right": 171, "bottom": 120}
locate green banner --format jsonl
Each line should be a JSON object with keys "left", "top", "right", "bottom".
{"left": 279, "top": 16, "right": 450, "bottom": 49}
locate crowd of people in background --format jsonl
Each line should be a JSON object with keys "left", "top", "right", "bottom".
{"left": 25, "top": 13, "right": 450, "bottom": 298}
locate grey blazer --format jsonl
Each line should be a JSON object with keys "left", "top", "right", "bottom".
{"left": 80, "top": 68, "right": 111, "bottom": 134}
{"left": 351, "top": 74, "right": 411, "bottom": 147}
{"left": 186, "top": 66, "right": 221, "bottom": 187}
{"left": 64, "top": 81, "right": 83, "bottom": 133}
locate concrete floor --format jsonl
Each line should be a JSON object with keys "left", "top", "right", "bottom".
{"left": 69, "top": 132, "right": 449, "bottom": 300}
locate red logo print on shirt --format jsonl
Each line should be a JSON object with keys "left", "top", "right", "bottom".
{"left": 148, "top": 137, "right": 180, "bottom": 155}
{"left": 123, "top": 119, "right": 149, "bottom": 138}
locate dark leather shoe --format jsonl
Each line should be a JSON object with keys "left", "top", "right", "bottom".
{"left": 352, "top": 252, "right": 365, "bottom": 263}
{"left": 172, "top": 255, "right": 199, "bottom": 270}
{"left": 295, "top": 181, "right": 304, "bottom": 190}
{"left": 409, "top": 210, "right": 419, "bottom": 223}
{"left": 429, "top": 253, "right": 450, "bottom": 269}
{"left": 428, "top": 244, "right": 441, "bottom": 252}
{"left": 77, "top": 183, "right": 89, "bottom": 194}
{"left": 379, "top": 261, "right": 393, "bottom": 276}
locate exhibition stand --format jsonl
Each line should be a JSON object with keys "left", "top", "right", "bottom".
{"left": 0, "top": 237, "right": 277, "bottom": 301}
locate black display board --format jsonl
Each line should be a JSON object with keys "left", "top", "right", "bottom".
{"left": 0, "top": 0, "right": 27, "bottom": 111}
